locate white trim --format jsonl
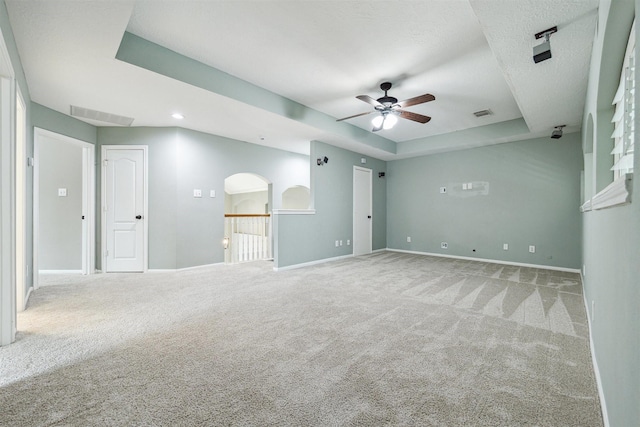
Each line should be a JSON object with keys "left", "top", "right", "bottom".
{"left": 582, "top": 280, "right": 610, "bottom": 427}
{"left": 33, "top": 128, "right": 96, "bottom": 283}
{"left": 589, "top": 173, "right": 632, "bottom": 210}
{"left": 273, "top": 254, "right": 353, "bottom": 272}
{"left": 24, "top": 286, "right": 32, "bottom": 308}
{"left": 15, "top": 87, "right": 26, "bottom": 312}
{"left": 147, "top": 262, "right": 225, "bottom": 273}
{"left": 385, "top": 248, "right": 581, "bottom": 273}
{"left": 272, "top": 209, "right": 316, "bottom": 215}
{"left": 101, "top": 145, "right": 149, "bottom": 273}
{"left": 38, "top": 270, "right": 83, "bottom": 275}
{"left": 0, "top": 19, "right": 16, "bottom": 345}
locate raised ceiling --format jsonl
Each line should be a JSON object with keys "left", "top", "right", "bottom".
{"left": 6, "top": 0, "right": 598, "bottom": 160}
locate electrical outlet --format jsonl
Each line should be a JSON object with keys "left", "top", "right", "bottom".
{"left": 193, "top": 189, "right": 202, "bottom": 198}
{"left": 335, "top": 240, "right": 339, "bottom": 247}
{"left": 462, "top": 183, "right": 468, "bottom": 190}
{"left": 529, "top": 245, "right": 536, "bottom": 253}
{"left": 339, "top": 240, "right": 343, "bottom": 246}
{"left": 58, "top": 188, "right": 67, "bottom": 197}
{"left": 407, "top": 236, "right": 411, "bottom": 243}
{"left": 503, "top": 243, "right": 509, "bottom": 250}
{"left": 347, "top": 240, "right": 350, "bottom": 246}
{"left": 441, "top": 242, "right": 448, "bottom": 249}
{"left": 467, "top": 182, "right": 473, "bottom": 189}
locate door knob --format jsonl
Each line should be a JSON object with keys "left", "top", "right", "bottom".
{"left": 135, "top": 215, "right": 142, "bottom": 220}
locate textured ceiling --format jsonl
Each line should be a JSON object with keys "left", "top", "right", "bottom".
{"left": 6, "top": 0, "right": 598, "bottom": 160}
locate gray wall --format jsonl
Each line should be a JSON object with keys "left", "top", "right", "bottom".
{"left": 387, "top": 134, "right": 583, "bottom": 269}
{"left": 226, "top": 191, "right": 268, "bottom": 214}
{"left": 38, "top": 136, "right": 82, "bottom": 270}
{"left": 97, "top": 127, "right": 309, "bottom": 269}
{"left": 580, "top": 1, "right": 639, "bottom": 425}
{"left": 274, "top": 140, "right": 387, "bottom": 268}
{"left": 32, "top": 102, "right": 97, "bottom": 145}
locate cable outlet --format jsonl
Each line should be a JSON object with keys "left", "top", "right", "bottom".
{"left": 441, "top": 242, "right": 448, "bottom": 249}
{"left": 529, "top": 245, "right": 536, "bottom": 253}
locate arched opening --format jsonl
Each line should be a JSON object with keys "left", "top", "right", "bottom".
{"left": 282, "top": 185, "right": 310, "bottom": 210}
{"left": 224, "top": 173, "right": 272, "bottom": 264}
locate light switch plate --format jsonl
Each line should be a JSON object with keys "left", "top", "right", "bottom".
{"left": 440, "top": 187, "right": 447, "bottom": 194}
{"left": 210, "top": 190, "right": 216, "bottom": 198}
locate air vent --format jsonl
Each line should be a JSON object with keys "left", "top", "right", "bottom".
{"left": 473, "top": 109, "right": 493, "bottom": 118}
{"left": 70, "top": 105, "right": 134, "bottom": 126}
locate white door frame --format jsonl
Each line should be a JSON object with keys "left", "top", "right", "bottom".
{"left": 33, "top": 128, "right": 96, "bottom": 283}
{"left": 353, "top": 166, "right": 372, "bottom": 256}
{"left": 101, "top": 145, "right": 148, "bottom": 273}
{"left": 15, "top": 87, "right": 26, "bottom": 311}
{"left": 0, "top": 25, "right": 16, "bottom": 345}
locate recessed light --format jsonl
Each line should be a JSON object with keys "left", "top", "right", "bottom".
{"left": 172, "top": 113, "right": 184, "bottom": 120}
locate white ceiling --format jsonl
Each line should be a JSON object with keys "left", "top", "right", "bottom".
{"left": 6, "top": 0, "right": 598, "bottom": 160}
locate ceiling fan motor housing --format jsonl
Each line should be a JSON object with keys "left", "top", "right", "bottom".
{"left": 378, "top": 82, "right": 398, "bottom": 106}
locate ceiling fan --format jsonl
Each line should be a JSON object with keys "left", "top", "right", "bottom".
{"left": 336, "top": 82, "right": 435, "bottom": 132}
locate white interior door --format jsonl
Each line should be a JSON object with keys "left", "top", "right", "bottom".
{"left": 103, "top": 146, "right": 147, "bottom": 272}
{"left": 353, "top": 166, "right": 372, "bottom": 256}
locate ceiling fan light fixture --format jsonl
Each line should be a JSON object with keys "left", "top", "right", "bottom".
{"left": 383, "top": 113, "right": 398, "bottom": 129}
{"left": 371, "top": 114, "right": 384, "bottom": 129}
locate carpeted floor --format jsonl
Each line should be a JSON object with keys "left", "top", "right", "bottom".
{"left": 0, "top": 251, "right": 602, "bottom": 426}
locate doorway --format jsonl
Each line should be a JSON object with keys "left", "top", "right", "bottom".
{"left": 101, "top": 145, "right": 147, "bottom": 272}
{"left": 34, "top": 128, "right": 95, "bottom": 281}
{"left": 353, "top": 166, "right": 372, "bottom": 256}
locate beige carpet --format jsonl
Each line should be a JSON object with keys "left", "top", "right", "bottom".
{"left": 0, "top": 251, "right": 602, "bottom": 426}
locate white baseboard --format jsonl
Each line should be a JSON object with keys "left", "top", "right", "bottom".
{"left": 148, "top": 262, "right": 225, "bottom": 273}
{"left": 21, "top": 286, "right": 33, "bottom": 311}
{"left": 582, "top": 276, "right": 610, "bottom": 427}
{"left": 39, "top": 270, "right": 83, "bottom": 275}
{"left": 385, "top": 248, "right": 581, "bottom": 273}
{"left": 274, "top": 254, "right": 353, "bottom": 272}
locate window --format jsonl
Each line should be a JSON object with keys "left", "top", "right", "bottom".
{"left": 611, "top": 20, "right": 635, "bottom": 179}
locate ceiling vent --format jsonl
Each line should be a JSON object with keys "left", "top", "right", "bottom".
{"left": 473, "top": 109, "right": 493, "bottom": 118}
{"left": 70, "top": 105, "right": 134, "bottom": 126}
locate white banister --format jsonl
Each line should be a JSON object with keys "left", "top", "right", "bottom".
{"left": 224, "top": 214, "right": 271, "bottom": 264}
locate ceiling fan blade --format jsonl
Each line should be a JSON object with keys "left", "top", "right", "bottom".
{"left": 396, "top": 93, "right": 435, "bottom": 108}
{"left": 336, "top": 111, "right": 373, "bottom": 122}
{"left": 356, "top": 95, "right": 384, "bottom": 108}
{"left": 397, "top": 109, "right": 431, "bottom": 124}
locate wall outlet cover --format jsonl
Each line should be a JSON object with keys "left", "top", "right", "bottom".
{"left": 407, "top": 236, "right": 411, "bottom": 243}
{"left": 193, "top": 189, "right": 202, "bottom": 198}
{"left": 58, "top": 188, "right": 67, "bottom": 197}
{"left": 441, "top": 242, "right": 448, "bottom": 249}
{"left": 503, "top": 243, "right": 509, "bottom": 250}
{"left": 529, "top": 245, "right": 536, "bottom": 253}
